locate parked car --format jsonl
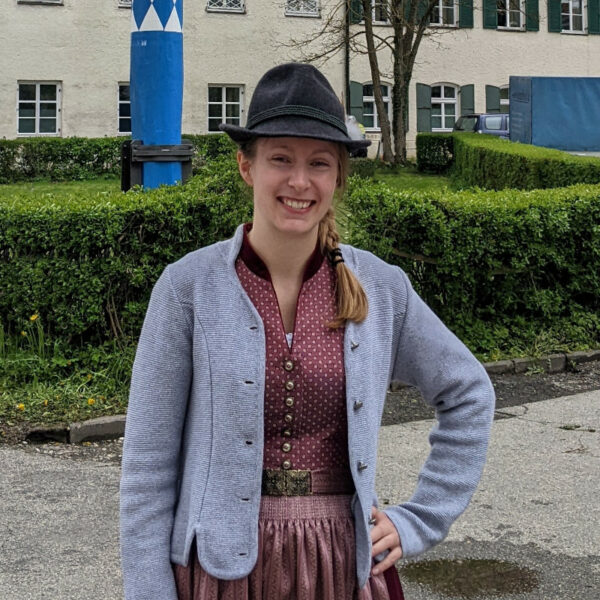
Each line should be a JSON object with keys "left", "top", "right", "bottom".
{"left": 453, "top": 113, "right": 510, "bottom": 139}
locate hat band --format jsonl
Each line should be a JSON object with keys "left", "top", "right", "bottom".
{"left": 246, "top": 105, "right": 348, "bottom": 136}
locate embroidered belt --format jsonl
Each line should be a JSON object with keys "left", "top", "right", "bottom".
{"left": 261, "top": 468, "right": 355, "bottom": 496}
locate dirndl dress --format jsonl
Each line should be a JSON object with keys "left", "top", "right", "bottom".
{"left": 170, "top": 226, "right": 405, "bottom": 600}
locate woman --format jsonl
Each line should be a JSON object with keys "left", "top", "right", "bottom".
{"left": 120, "top": 63, "right": 495, "bottom": 600}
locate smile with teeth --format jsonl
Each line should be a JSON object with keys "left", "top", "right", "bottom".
{"left": 281, "top": 197, "right": 313, "bottom": 210}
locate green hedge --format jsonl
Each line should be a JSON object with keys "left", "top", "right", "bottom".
{"left": 416, "top": 133, "right": 600, "bottom": 190}
{"left": 0, "top": 134, "right": 237, "bottom": 183}
{"left": 415, "top": 133, "right": 454, "bottom": 173}
{"left": 344, "top": 176, "right": 600, "bottom": 355}
{"left": 0, "top": 157, "right": 252, "bottom": 344}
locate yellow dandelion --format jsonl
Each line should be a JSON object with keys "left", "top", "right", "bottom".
{"left": 30, "top": 314, "right": 39, "bottom": 322}
{"left": 87, "top": 398, "right": 95, "bottom": 406}
{"left": 44, "top": 399, "right": 49, "bottom": 407}
{"left": 86, "top": 374, "right": 93, "bottom": 380}
{"left": 16, "top": 403, "right": 25, "bottom": 411}
{"left": 21, "top": 331, "right": 27, "bottom": 336}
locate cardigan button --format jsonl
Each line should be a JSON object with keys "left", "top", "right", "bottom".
{"left": 284, "top": 413, "right": 294, "bottom": 423}
{"left": 357, "top": 461, "right": 368, "bottom": 472}
{"left": 283, "top": 359, "right": 294, "bottom": 372}
{"left": 285, "top": 380, "right": 295, "bottom": 391}
{"left": 282, "top": 442, "right": 292, "bottom": 453}
{"left": 282, "top": 459, "right": 292, "bottom": 470}
{"left": 282, "top": 428, "right": 292, "bottom": 437}
{"left": 353, "top": 400, "right": 363, "bottom": 410}
{"left": 285, "top": 396, "right": 294, "bottom": 407}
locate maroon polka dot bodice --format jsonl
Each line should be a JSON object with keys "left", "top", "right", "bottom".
{"left": 235, "top": 225, "right": 350, "bottom": 472}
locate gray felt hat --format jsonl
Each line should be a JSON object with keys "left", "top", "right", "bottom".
{"left": 219, "top": 63, "right": 371, "bottom": 153}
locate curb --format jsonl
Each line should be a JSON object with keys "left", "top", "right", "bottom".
{"left": 26, "top": 350, "right": 600, "bottom": 444}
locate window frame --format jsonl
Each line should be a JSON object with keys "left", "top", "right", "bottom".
{"left": 285, "top": 0, "right": 320, "bottom": 17}
{"left": 430, "top": 83, "right": 458, "bottom": 132}
{"left": 16, "top": 81, "right": 62, "bottom": 137}
{"left": 496, "top": 0, "right": 526, "bottom": 30}
{"left": 206, "top": 0, "right": 245, "bottom": 13}
{"left": 362, "top": 82, "right": 391, "bottom": 131}
{"left": 118, "top": 83, "right": 132, "bottom": 136}
{"left": 17, "top": 0, "right": 63, "bottom": 5}
{"left": 429, "top": 0, "right": 459, "bottom": 27}
{"left": 561, "top": 0, "right": 587, "bottom": 33}
{"left": 207, "top": 84, "right": 245, "bottom": 134}
{"left": 118, "top": 0, "right": 132, "bottom": 8}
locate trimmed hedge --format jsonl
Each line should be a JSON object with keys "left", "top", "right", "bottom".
{"left": 0, "top": 134, "right": 237, "bottom": 183}
{"left": 416, "top": 133, "right": 600, "bottom": 190}
{"left": 0, "top": 157, "right": 252, "bottom": 344}
{"left": 344, "top": 176, "right": 600, "bottom": 354}
{"left": 415, "top": 133, "right": 454, "bottom": 173}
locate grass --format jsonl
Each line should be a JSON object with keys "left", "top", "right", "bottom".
{"left": 0, "top": 176, "right": 120, "bottom": 202}
{"left": 373, "top": 163, "right": 452, "bottom": 193}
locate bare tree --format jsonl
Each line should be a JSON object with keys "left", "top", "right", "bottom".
{"left": 284, "top": 0, "right": 449, "bottom": 164}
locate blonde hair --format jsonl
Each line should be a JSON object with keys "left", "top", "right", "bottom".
{"left": 239, "top": 138, "right": 368, "bottom": 329}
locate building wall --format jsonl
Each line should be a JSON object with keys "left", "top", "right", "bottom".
{"left": 2, "top": 0, "right": 600, "bottom": 156}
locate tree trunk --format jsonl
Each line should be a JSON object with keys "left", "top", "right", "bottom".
{"left": 361, "top": 0, "right": 393, "bottom": 162}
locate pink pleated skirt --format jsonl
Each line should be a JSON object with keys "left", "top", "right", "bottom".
{"left": 172, "top": 494, "right": 404, "bottom": 600}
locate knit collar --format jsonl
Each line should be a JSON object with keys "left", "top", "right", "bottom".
{"left": 238, "top": 222, "right": 325, "bottom": 283}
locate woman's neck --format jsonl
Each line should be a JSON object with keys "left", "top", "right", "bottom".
{"left": 247, "top": 222, "right": 318, "bottom": 282}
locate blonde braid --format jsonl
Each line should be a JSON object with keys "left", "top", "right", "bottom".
{"left": 319, "top": 208, "right": 368, "bottom": 329}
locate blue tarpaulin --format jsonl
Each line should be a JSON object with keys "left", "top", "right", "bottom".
{"left": 510, "top": 76, "right": 600, "bottom": 152}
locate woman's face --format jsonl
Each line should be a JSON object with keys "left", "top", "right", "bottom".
{"left": 237, "top": 136, "right": 340, "bottom": 239}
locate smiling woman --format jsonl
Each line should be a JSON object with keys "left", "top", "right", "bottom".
{"left": 120, "top": 63, "right": 495, "bottom": 600}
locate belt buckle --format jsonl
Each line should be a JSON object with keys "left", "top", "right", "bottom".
{"left": 262, "top": 469, "right": 312, "bottom": 496}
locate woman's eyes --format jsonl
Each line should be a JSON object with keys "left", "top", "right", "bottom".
{"left": 270, "top": 156, "right": 331, "bottom": 168}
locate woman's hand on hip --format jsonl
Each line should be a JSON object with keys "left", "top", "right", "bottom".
{"left": 369, "top": 506, "right": 403, "bottom": 575}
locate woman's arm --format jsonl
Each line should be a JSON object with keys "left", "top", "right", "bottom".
{"left": 120, "top": 265, "right": 193, "bottom": 600}
{"left": 382, "top": 268, "right": 495, "bottom": 558}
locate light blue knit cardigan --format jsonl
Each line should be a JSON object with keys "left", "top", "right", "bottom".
{"left": 120, "top": 224, "right": 495, "bottom": 599}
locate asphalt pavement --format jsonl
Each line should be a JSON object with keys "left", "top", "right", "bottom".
{"left": 1, "top": 390, "right": 598, "bottom": 600}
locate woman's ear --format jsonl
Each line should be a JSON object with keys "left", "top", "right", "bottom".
{"left": 237, "top": 150, "right": 254, "bottom": 187}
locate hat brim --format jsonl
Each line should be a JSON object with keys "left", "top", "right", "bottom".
{"left": 219, "top": 115, "right": 371, "bottom": 153}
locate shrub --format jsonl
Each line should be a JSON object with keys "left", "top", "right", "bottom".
{"left": 349, "top": 158, "right": 377, "bottom": 179}
{"left": 415, "top": 133, "right": 454, "bottom": 173}
{"left": 0, "top": 156, "right": 252, "bottom": 344}
{"left": 0, "top": 133, "right": 237, "bottom": 183}
{"left": 344, "top": 176, "right": 600, "bottom": 354}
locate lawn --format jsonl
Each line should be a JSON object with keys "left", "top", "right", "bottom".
{"left": 0, "top": 176, "right": 121, "bottom": 202}
{"left": 373, "top": 164, "right": 451, "bottom": 193}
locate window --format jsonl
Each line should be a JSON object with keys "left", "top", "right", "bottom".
{"left": 118, "top": 84, "right": 131, "bottom": 134}
{"left": 372, "top": 0, "right": 389, "bottom": 23}
{"left": 208, "top": 85, "right": 243, "bottom": 132}
{"left": 206, "top": 0, "right": 244, "bottom": 12}
{"left": 362, "top": 84, "right": 391, "bottom": 130}
{"left": 430, "top": 0, "right": 458, "bottom": 26}
{"left": 497, "top": 0, "right": 525, "bottom": 28}
{"left": 17, "top": 82, "right": 61, "bottom": 136}
{"left": 500, "top": 85, "right": 510, "bottom": 113}
{"left": 483, "top": 115, "right": 503, "bottom": 130}
{"left": 17, "top": 0, "right": 63, "bottom": 4}
{"left": 431, "top": 84, "right": 457, "bottom": 131}
{"left": 286, "top": 0, "right": 319, "bottom": 16}
{"left": 562, "top": 0, "right": 585, "bottom": 31}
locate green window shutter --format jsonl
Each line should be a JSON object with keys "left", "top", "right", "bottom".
{"left": 349, "top": 81, "right": 364, "bottom": 123}
{"left": 460, "top": 84, "right": 475, "bottom": 115}
{"left": 525, "top": 0, "right": 539, "bottom": 30}
{"left": 459, "top": 0, "right": 474, "bottom": 28}
{"left": 417, "top": 0, "right": 430, "bottom": 22}
{"left": 485, "top": 85, "right": 501, "bottom": 113}
{"left": 350, "top": 0, "right": 364, "bottom": 24}
{"left": 547, "top": 0, "right": 561, "bottom": 31}
{"left": 482, "top": 0, "right": 497, "bottom": 28}
{"left": 589, "top": 0, "right": 600, "bottom": 34}
{"left": 416, "top": 83, "right": 432, "bottom": 132}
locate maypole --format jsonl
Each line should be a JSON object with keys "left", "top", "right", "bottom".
{"left": 129, "top": 0, "right": 184, "bottom": 189}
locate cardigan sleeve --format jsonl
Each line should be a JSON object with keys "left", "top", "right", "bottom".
{"left": 120, "top": 265, "right": 193, "bottom": 600}
{"left": 383, "top": 268, "right": 495, "bottom": 557}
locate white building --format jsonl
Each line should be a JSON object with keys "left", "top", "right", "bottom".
{"left": 2, "top": 0, "right": 600, "bottom": 156}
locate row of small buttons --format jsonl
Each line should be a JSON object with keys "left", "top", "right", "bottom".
{"left": 282, "top": 358, "right": 296, "bottom": 469}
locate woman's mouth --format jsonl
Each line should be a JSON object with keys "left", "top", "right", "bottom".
{"left": 280, "top": 197, "right": 314, "bottom": 210}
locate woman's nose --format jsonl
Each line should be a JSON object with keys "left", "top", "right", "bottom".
{"left": 288, "top": 165, "right": 310, "bottom": 190}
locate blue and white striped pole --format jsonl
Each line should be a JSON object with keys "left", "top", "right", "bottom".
{"left": 130, "top": 0, "right": 183, "bottom": 189}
